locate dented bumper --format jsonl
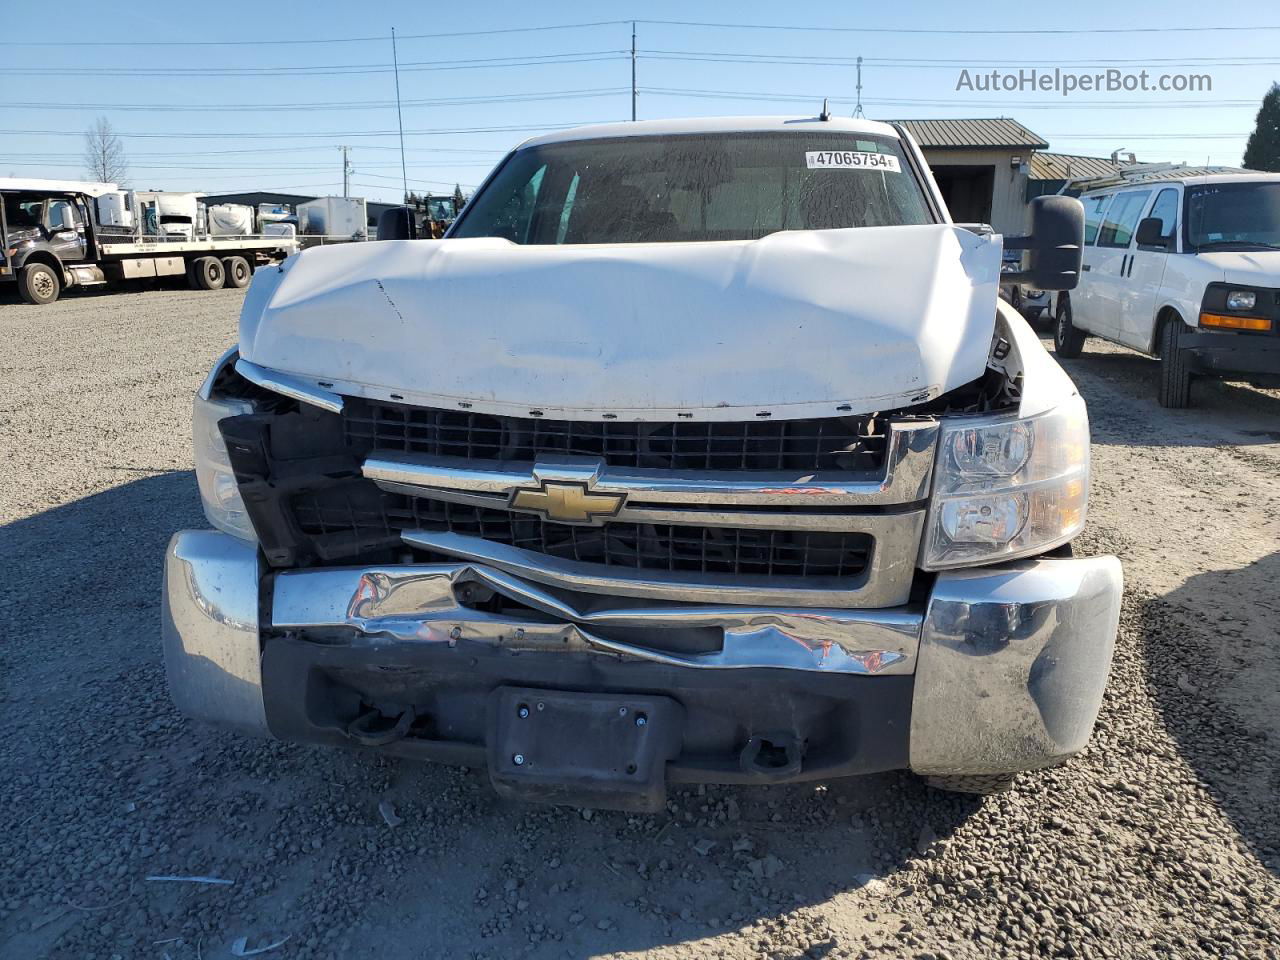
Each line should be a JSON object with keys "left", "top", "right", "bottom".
{"left": 162, "top": 530, "right": 1121, "bottom": 802}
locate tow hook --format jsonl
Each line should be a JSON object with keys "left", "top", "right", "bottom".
{"left": 346, "top": 705, "right": 416, "bottom": 746}
{"left": 739, "top": 733, "right": 803, "bottom": 779}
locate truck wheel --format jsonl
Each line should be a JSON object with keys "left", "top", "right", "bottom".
{"left": 1157, "top": 318, "right": 1193, "bottom": 409}
{"left": 222, "top": 256, "right": 251, "bottom": 288}
{"left": 18, "top": 262, "right": 62, "bottom": 305}
{"left": 1053, "top": 297, "right": 1086, "bottom": 359}
{"left": 924, "top": 773, "right": 1017, "bottom": 796}
{"left": 190, "top": 256, "right": 225, "bottom": 291}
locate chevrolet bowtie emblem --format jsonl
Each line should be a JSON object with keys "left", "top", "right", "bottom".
{"left": 509, "top": 480, "right": 625, "bottom": 526}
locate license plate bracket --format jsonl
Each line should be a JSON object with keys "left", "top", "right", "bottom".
{"left": 488, "top": 688, "right": 682, "bottom": 812}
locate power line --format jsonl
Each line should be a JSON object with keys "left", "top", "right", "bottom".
{"left": 640, "top": 87, "right": 1254, "bottom": 110}
{"left": 641, "top": 53, "right": 1275, "bottom": 73}
{"left": 3, "top": 17, "right": 1276, "bottom": 46}
{"left": 0, "top": 121, "right": 611, "bottom": 140}
{"left": 0, "top": 21, "right": 632, "bottom": 47}
{"left": 643, "top": 49, "right": 1280, "bottom": 66}
{"left": 0, "top": 89, "right": 630, "bottom": 113}
{"left": 634, "top": 18, "right": 1280, "bottom": 35}
{"left": 0, "top": 52, "right": 629, "bottom": 79}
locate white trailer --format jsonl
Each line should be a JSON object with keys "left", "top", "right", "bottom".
{"left": 1, "top": 177, "right": 298, "bottom": 305}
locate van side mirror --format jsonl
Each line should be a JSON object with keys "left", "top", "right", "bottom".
{"left": 1135, "top": 217, "right": 1168, "bottom": 249}
{"left": 377, "top": 206, "right": 418, "bottom": 241}
{"left": 1002, "top": 195, "right": 1085, "bottom": 291}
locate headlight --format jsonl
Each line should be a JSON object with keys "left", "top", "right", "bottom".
{"left": 1226, "top": 290, "right": 1256, "bottom": 311}
{"left": 921, "top": 393, "right": 1089, "bottom": 570}
{"left": 193, "top": 393, "right": 256, "bottom": 540}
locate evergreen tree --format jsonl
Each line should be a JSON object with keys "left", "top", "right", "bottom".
{"left": 1243, "top": 83, "right": 1280, "bottom": 172}
{"left": 452, "top": 183, "right": 466, "bottom": 211}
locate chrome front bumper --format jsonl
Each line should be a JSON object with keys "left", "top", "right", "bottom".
{"left": 162, "top": 530, "right": 1122, "bottom": 777}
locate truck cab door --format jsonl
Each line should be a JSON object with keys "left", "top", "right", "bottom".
{"left": 1119, "top": 187, "right": 1178, "bottom": 352}
{"left": 46, "top": 198, "right": 88, "bottom": 263}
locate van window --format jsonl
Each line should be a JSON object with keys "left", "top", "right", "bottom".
{"left": 1140, "top": 189, "right": 1179, "bottom": 250}
{"left": 1097, "top": 190, "right": 1151, "bottom": 248}
{"left": 1081, "top": 194, "right": 1111, "bottom": 245}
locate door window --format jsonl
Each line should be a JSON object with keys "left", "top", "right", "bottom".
{"left": 1139, "top": 189, "right": 1179, "bottom": 250}
{"left": 47, "top": 200, "right": 76, "bottom": 231}
{"left": 1097, "top": 190, "right": 1152, "bottom": 248}
{"left": 1081, "top": 194, "right": 1112, "bottom": 245}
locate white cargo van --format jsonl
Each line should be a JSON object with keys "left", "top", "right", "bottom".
{"left": 1052, "top": 170, "right": 1280, "bottom": 407}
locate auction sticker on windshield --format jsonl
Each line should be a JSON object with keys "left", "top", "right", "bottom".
{"left": 805, "top": 151, "right": 901, "bottom": 172}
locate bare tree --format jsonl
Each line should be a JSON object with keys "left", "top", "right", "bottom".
{"left": 82, "top": 117, "right": 128, "bottom": 185}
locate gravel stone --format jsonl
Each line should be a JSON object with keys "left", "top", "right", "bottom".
{"left": 1, "top": 290, "right": 1278, "bottom": 959}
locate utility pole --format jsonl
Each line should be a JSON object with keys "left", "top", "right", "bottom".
{"left": 339, "top": 145, "right": 353, "bottom": 198}
{"left": 853, "top": 56, "right": 865, "bottom": 118}
{"left": 630, "top": 21, "right": 637, "bottom": 121}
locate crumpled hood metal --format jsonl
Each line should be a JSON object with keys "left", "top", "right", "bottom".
{"left": 238, "top": 224, "right": 1001, "bottom": 420}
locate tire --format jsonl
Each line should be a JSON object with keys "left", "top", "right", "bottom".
{"left": 222, "top": 256, "right": 251, "bottom": 288}
{"left": 1157, "top": 318, "right": 1193, "bottom": 409}
{"left": 18, "top": 262, "right": 61, "bottom": 305}
{"left": 190, "top": 256, "right": 225, "bottom": 291}
{"left": 1053, "top": 297, "right": 1086, "bottom": 359}
{"left": 924, "top": 773, "right": 1017, "bottom": 796}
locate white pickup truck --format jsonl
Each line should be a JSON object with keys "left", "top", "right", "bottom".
{"left": 162, "top": 116, "right": 1122, "bottom": 811}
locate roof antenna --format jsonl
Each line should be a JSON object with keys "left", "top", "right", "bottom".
{"left": 819, "top": 97, "right": 831, "bottom": 121}
{"left": 853, "top": 56, "right": 865, "bottom": 118}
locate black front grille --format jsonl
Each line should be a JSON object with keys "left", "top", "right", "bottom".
{"left": 342, "top": 399, "right": 886, "bottom": 473}
{"left": 291, "top": 487, "right": 872, "bottom": 578}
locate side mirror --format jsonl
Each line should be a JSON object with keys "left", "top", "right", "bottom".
{"left": 377, "top": 206, "right": 418, "bottom": 241}
{"left": 1003, "top": 195, "right": 1084, "bottom": 291}
{"left": 1135, "top": 217, "right": 1168, "bottom": 249}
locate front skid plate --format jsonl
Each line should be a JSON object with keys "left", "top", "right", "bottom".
{"left": 488, "top": 687, "right": 683, "bottom": 813}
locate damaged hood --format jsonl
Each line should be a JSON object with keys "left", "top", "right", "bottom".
{"left": 238, "top": 224, "right": 1001, "bottom": 420}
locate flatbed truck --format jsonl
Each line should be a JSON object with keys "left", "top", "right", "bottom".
{"left": 1, "top": 178, "right": 298, "bottom": 305}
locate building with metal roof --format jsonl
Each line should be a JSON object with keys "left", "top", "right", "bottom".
{"left": 888, "top": 119, "right": 1050, "bottom": 235}
{"left": 894, "top": 118, "right": 1049, "bottom": 151}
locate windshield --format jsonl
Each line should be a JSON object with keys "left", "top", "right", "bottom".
{"left": 2, "top": 194, "right": 43, "bottom": 230}
{"left": 1184, "top": 181, "right": 1280, "bottom": 251}
{"left": 451, "top": 131, "right": 933, "bottom": 244}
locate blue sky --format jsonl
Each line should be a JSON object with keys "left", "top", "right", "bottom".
{"left": 3, "top": 0, "right": 1277, "bottom": 203}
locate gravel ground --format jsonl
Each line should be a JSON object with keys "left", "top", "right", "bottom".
{"left": 1, "top": 285, "right": 1278, "bottom": 960}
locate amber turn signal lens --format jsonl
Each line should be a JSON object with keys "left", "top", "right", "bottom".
{"left": 1199, "top": 312, "right": 1272, "bottom": 332}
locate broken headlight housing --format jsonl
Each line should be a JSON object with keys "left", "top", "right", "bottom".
{"left": 921, "top": 393, "right": 1089, "bottom": 569}
{"left": 193, "top": 391, "right": 256, "bottom": 541}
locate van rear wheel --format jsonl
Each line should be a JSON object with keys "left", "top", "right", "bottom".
{"left": 1053, "top": 297, "right": 1086, "bottom": 358}
{"left": 18, "top": 262, "right": 61, "bottom": 305}
{"left": 1158, "top": 318, "right": 1193, "bottom": 409}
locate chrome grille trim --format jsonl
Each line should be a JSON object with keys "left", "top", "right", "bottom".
{"left": 374, "top": 479, "right": 923, "bottom": 533}
{"left": 364, "top": 419, "right": 938, "bottom": 508}
{"left": 403, "top": 515, "right": 925, "bottom": 608}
